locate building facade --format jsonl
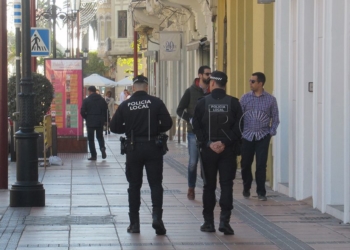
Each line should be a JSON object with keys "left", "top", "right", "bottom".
{"left": 96, "top": 0, "right": 350, "bottom": 223}
{"left": 274, "top": 0, "right": 350, "bottom": 223}
{"left": 130, "top": 0, "right": 215, "bottom": 116}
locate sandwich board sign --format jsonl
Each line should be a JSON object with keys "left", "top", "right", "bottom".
{"left": 31, "top": 28, "right": 50, "bottom": 57}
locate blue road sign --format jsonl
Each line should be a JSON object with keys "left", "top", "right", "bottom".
{"left": 31, "top": 28, "right": 50, "bottom": 57}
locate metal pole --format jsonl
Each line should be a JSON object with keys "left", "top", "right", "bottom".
{"left": 76, "top": 12, "right": 80, "bottom": 58}
{"left": 0, "top": 0, "right": 8, "bottom": 189}
{"left": 133, "top": 30, "right": 138, "bottom": 77}
{"left": 71, "top": 18, "right": 74, "bottom": 57}
{"left": 12, "top": 0, "right": 22, "bottom": 162}
{"left": 16, "top": 28, "right": 21, "bottom": 116}
{"left": 52, "top": 0, "right": 57, "bottom": 58}
{"left": 10, "top": 0, "right": 45, "bottom": 206}
{"left": 30, "top": 0, "right": 37, "bottom": 71}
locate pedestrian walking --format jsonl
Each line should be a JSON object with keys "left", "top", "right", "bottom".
{"left": 105, "top": 91, "right": 115, "bottom": 135}
{"left": 119, "top": 89, "right": 126, "bottom": 104}
{"left": 80, "top": 86, "right": 108, "bottom": 160}
{"left": 110, "top": 75, "right": 173, "bottom": 235}
{"left": 240, "top": 72, "right": 280, "bottom": 201}
{"left": 176, "top": 65, "right": 211, "bottom": 200}
{"left": 192, "top": 71, "right": 242, "bottom": 235}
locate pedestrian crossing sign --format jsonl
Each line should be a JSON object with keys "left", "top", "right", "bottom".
{"left": 31, "top": 28, "right": 50, "bottom": 57}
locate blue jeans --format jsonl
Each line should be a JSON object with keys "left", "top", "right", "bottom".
{"left": 187, "top": 132, "right": 199, "bottom": 188}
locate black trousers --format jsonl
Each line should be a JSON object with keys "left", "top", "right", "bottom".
{"left": 87, "top": 126, "right": 105, "bottom": 157}
{"left": 201, "top": 146, "right": 237, "bottom": 221}
{"left": 240, "top": 134, "right": 271, "bottom": 196}
{"left": 125, "top": 141, "right": 163, "bottom": 214}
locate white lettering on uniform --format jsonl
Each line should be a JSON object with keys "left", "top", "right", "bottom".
{"left": 128, "top": 100, "right": 151, "bottom": 110}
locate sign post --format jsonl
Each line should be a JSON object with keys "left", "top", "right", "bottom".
{"left": 31, "top": 28, "right": 50, "bottom": 57}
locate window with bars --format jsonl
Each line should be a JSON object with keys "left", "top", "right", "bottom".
{"left": 118, "top": 11, "right": 127, "bottom": 38}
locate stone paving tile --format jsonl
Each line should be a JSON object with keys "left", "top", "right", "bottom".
{"left": 44, "top": 184, "right": 71, "bottom": 195}
{"left": 42, "top": 177, "right": 72, "bottom": 185}
{"left": 71, "top": 184, "right": 104, "bottom": 194}
{"left": 72, "top": 194, "right": 108, "bottom": 207}
{"left": 18, "top": 230, "right": 69, "bottom": 245}
{"left": 309, "top": 244, "right": 350, "bottom": 250}
{"left": 70, "top": 206, "right": 111, "bottom": 216}
{"left": 45, "top": 195, "right": 71, "bottom": 207}
{"left": 17, "top": 248, "right": 68, "bottom": 250}
{"left": 100, "top": 176, "right": 129, "bottom": 184}
{"left": 29, "top": 207, "right": 70, "bottom": 216}
{"left": 70, "top": 225, "right": 119, "bottom": 245}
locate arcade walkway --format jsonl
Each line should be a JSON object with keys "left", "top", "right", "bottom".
{"left": 0, "top": 134, "right": 349, "bottom": 249}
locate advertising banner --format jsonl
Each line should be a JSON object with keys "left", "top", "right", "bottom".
{"left": 159, "top": 31, "right": 182, "bottom": 61}
{"left": 44, "top": 59, "right": 83, "bottom": 136}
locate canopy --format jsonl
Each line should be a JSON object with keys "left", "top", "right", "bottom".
{"left": 83, "top": 74, "right": 116, "bottom": 87}
{"left": 112, "top": 77, "right": 133, "bottom": 87}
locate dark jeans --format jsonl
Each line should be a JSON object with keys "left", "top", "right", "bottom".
{"left": 240, "top": 134, "right": 271, "bottom": 196}
{"left": 125, "top": 141, "right": 163, "bottom": 214}
{"left": 87, "top": 126, "right": 105, "bottom": 157}
{"left": 201, "top": 146, "right": 237, "bottom": 221}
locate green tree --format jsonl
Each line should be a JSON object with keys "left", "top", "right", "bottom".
{"left": 84, "top": 51, "right": 109, "bottom": 77}
{"left": 7, "top": 31, "right": 16, "bottom": 71}
{"left": 8, "top": 73, "right": 54, "bottom": 126}
{"left": 117, "top": 40, "right": 143, "bottom": 74}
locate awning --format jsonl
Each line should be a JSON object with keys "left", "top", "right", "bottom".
{"left": 186, "top": 40, "right": 210, "bottom": 51}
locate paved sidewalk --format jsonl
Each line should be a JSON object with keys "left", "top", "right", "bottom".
{"left": 0, "top": 133, "right": 349, "bottom": 250}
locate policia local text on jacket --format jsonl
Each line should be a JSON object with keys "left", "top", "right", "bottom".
{"left": 192, "top": 71, "right": 242, "bottom": 235}
{"left": 110, "top": 75, "right": 173, "bottom": 236}
{"left": 80, "top": 86, "right": 108, "bottom": 160}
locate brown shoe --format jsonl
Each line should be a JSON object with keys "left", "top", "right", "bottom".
{"left": 187, "top": 188, "right": 195, "bottom": 200}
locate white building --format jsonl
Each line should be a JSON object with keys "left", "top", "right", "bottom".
{"left": 274, "top": 0, "right": 350, "bottom": 223}
{"left": 129, "top": 0, "right": 215, "bottom": 116}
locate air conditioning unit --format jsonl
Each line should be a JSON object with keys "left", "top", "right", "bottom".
{"left": 258, "top": 0, "right": 275, "bottom": 3}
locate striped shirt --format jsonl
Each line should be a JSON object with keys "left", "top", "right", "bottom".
{"left": 240, "top": 90, "right": 279, "bottom": 141}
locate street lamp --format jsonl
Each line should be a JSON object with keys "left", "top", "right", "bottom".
{"left": 65, "top": 49, "right": 71, "bottom": 58}
{"left": 36, "top": 0, "right": 58, "bottom": 58}
{"left": 10, "top": 0, "right": 45, "bottom": 206}
{"left": 36, "top": 0, "right": 81, "bottom": 58}
{"left": 83, "top": 48, "right": 89, "bottom": 58}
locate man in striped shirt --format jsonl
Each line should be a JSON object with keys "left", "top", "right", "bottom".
{"left": 240, "top": 72, "right": 279, "bottom": 201}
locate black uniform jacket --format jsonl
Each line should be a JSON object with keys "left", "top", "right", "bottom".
{"left": 80, "top": 93, "right": 108, "bottom": 128}
{"left": 110, "top": 91, "right": 173, "bottom": 137}
{"left": 192, "top": 88, "right": 242, "bottom": 147}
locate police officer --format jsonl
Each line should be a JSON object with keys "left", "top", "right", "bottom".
{"left": 110, "top": 75, "right": 173, "bottom": 235}
{"left": 192, "top": 71, "right": 242, "bottom": 235}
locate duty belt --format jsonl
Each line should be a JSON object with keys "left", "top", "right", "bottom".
{"left": 132, "top": 136, "right": 158, "bottom": 142}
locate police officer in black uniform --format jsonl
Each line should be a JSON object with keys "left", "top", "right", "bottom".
{"left": 192, "top": 71, "right": 242, "bottom": 235}
{"left": 110, "top": 75, "right": 173, "bottom": 235}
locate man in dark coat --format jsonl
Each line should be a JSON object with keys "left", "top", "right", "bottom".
{"left": 80, "top": 86, "right": 108, "bottom": 160}
{"left": 176, "top": 66, "right": 211, "bottom": 200}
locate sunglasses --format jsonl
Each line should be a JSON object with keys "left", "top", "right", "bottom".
{"left": 203, "top": 73, "right": 211, "bottom": 76}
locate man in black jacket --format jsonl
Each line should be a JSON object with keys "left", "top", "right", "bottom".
{"left": 192, "top": 71, "right": 242, "bottom": 235}
{"left": 176, "top": 66, "right": 211, "bottom": 200}
{"left": 110, "top": 75, "right": 173, "bottom": 235}
{"left": 80, "top": 86, "right": 108, "bottom": 160}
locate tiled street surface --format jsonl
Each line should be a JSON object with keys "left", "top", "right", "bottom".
{"left": 1, "top": 133, "right": 350, "bottom": 249}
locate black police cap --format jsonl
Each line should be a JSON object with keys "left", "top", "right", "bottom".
{"left": 133, "top": 75, "right": 148, "bottom": 84}
{"left": 210, "top": 71, "right": 228, "bottom": 85}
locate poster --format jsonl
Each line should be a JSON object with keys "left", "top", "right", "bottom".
{"left": 44, "top": 59, "right": 83, "bottom": 136}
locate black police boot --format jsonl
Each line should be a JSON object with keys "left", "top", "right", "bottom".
{"left": 218, "top": 211, "right": 234, "bottom": 235}
{"left": 127, "top": 212, "right": 140, "bottom": 233}
{"left": 200, "top": 220, "right": 216, "bottom": 232}
{"left": 152, "top": 208, "right": 166, "bottom": 235}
